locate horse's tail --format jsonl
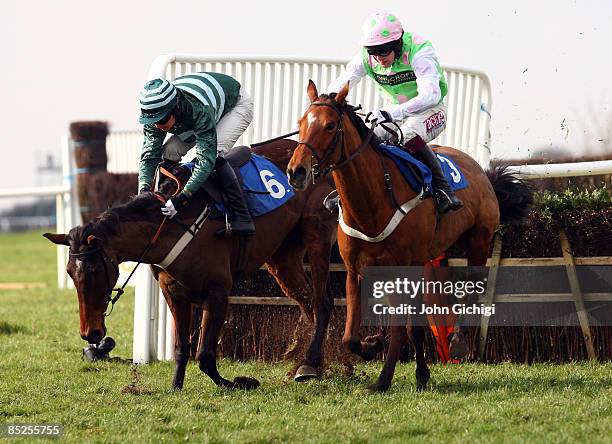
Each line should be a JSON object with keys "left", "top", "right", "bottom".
{"left": 486, "top": 163, "right": 534, "bottom": 225}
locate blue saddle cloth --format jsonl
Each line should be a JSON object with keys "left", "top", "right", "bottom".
{"left": 379, "top": 144, "right": 469, "bottom": 194}
{"left": 240, "top": 153, "right": 295, "bottom": 217}
{"left": 184, "top": 153, "right": 294, "bottom": 218}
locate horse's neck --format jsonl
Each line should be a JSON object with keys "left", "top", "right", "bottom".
{"left": 108, "top": 218, "right": 167, "bottom": 264}
{"left": 332, "top": 123, "right": 396, "bottom": 234}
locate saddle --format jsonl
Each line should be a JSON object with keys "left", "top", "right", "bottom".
{"left": 158, "top": 145, "right": 252, "bottom": 204}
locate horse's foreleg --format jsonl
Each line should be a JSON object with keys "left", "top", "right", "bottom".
{"left": 159, "top": 278, "right": 192, "bottom": 390}
{"left": 298, "top": 237, "right": 334, "bottom": 379}
{"left": 342, "top": 271, "right": 384, "bottom": 361}
{"left": 196, "top": 287, "right": 260, "bottom": 390}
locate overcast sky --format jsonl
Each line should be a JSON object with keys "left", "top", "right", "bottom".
{"left": 1, "top": 0, "right": 611, "bottom": 195}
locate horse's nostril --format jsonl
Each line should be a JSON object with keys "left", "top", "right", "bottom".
{"left": 293, "top": 166, "right": 307, "bottom": 182}
{"left": 85, "top": 330, "right": 103, "bottom": 344}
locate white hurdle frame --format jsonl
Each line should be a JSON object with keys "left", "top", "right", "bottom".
{"left": 130, "top": 54, "right": 494, "bottom": 363}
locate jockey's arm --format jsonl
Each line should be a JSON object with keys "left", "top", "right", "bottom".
{"left": 181, "top": 111, "right": 217, "bottom": 197}
{"left": 386, "top": 46, "right": 442, "bottom": 120}
{"left": 327, "top": 53, "right": 366, "bottom": 93}
{"left": 138, "top": 126, "right": 166, "bottom": 192}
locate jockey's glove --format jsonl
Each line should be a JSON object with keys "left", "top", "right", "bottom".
{"left": 370, "top": 109, "right": 393, "bottom": 124}
{"left": 161, "top": 193, "right": 189, "bottom": 219}
{"left": 139, "top": 185, "right": 152, "bottom": 194}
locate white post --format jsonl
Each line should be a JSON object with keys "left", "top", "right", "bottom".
{"left": 133, "top": 267, "right": 159, "bottom": 364}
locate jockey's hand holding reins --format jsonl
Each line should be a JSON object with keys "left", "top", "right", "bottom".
{"left": 161, "top": 193, "right": 189, "bottom": 219}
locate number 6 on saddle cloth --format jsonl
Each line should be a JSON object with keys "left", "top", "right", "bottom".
{"left": 155, "top": 145, "right": 295, "bottom": 219}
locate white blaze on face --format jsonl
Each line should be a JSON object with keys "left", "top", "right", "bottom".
{"left": 306, "top": 111, "right": 317, "bottom": 129}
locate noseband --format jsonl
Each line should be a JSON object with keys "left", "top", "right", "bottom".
{"left": 69, "top": 247, "right": 120, "bottom": 316}
{"left": 297, "top": 100, "right": 375, "bottom": 180}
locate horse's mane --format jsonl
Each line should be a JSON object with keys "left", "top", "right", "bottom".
{"left": 77, "top": 194, "right": 160, "bottom": 242}
{"left": 318, "top": 93, "right": 379, "bottom": 144}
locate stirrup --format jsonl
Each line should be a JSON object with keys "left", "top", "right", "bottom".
{"left": 215, "top": 213, "right": 233, "bottom": 238}
{"left": 323, "top": 190, "right": 340, "bottom": 213}
{"left": 433, "top": 189, "right": 463, "bottom": 214}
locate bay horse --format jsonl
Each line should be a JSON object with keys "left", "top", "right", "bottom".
{"left": 286, "top": 81, "right": 533, "bottom": 392}
{"left": 44, "top": 139, "right": 338, "bottom": 390}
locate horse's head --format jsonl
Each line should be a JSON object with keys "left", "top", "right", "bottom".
{"left": 287, "top": 80, "right": 350, "bottom": 190}
{"left": 44, "top": 226, "right": 119, "bottom": 344}
{"left": 157, "top": 161, "right": 192, "bottom": 197}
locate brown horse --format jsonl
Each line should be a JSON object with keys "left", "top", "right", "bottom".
{"left": 286, "top": 81, "right": 532, "bottom": 392}
{"left": 45, "top": 139, "right": 338, "bottom": 390}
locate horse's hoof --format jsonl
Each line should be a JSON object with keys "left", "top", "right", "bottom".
{"left": 366, "top": 382, "right": 389, "bottom": 393}
{"left": 232, "top": 376, "right": 260, "bottom": 390}
{"left": 364, "top": 334, "right": 385, "bottom": 353}
{"left": 449, "top": 333, "right": 469, "bottom": 359}
{"left": 416, "top": 381, "right": 428, "bottom": 392}
{"left": 360, "top": 335, "right": 385, "bottom": 361}
{"left": 294, "top": 365, "right": 318, "bottom": 382}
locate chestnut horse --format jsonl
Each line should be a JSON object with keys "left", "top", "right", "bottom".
{"left": 45, "top": 139, "right": 337, "bottom": 390}
{"left": 287, "top": 81, "right": 533, "bottom": 392}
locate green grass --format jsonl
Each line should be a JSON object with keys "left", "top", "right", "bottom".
{"left": 1, "top": 230, "right": 611, "bottom": 443}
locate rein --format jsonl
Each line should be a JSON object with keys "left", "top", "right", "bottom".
{"left": 297, "top": 97, "right": 410, "bottom": 216}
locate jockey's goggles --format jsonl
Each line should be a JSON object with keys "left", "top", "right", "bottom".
{"left": 366, "top": 43, "right": 395, "bottom": 57}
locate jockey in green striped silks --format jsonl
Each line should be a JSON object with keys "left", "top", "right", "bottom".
{"left": 138, "top": 72, "right": 255, "bottom": 235}
{"left": 327, "top": 12, "right": 463, "bottom": 214}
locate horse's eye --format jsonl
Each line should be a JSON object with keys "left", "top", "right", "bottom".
{"left": 325, "top": 123, "right": 336, "bottom": 131}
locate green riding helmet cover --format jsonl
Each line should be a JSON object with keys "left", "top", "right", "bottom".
{"left": 139, "top": 78, "right": 178, "bottom": 124}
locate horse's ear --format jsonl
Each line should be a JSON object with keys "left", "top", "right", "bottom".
{"left": 335, "top": 82, "right": 350, "bottom": 104}
{"left": 86, "top": 235, "right": 102, "bottom": 248}
{"left": 307, "top": 80, "right": 318, "bottom": 102}
{"left": 43, "top": 233, "right": 69, "bottom": 246}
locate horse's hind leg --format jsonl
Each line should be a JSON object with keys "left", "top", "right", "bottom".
{"left": 368, "top": 326, "right": 407, "bottom": 392}
{"left": 450, "top": 224, "right": 495, "bottom": 360}
{"left": 409, "top": 324, "right": 430, "bottom": 391}
{"left": 159, "top": 275, "right": 191, "bottom": 390}
{"left": 266, "top": 242, "right": 315, "bottom": 371}
{"left": 197, "top": 286, "right": 260, "bottom": 390}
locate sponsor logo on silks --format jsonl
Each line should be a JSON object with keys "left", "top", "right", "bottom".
{"left": 425, "top": 112, "right": 446, "bottom": 133}
{"left": 374, "top": 71, "right": 417, "bottom": 86}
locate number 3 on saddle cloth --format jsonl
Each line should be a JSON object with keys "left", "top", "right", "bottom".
{"left": 179, "top": 147, "right": 295, "bottom": 218}
{"left": 379, "top": 143, "right": 469, "bottom": 196}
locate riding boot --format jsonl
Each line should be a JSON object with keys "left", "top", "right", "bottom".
{"left": 404, "top": 136, "right": 464, "bottom": 214}
{"left": 213, "top": 160, "right": 256, "bottom": 236}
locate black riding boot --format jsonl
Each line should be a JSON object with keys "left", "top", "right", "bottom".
{"left": 213, "top": 160, "right": 255, "bottom": 236}
{"left": 405, "top": 136, "right": 463, "bottom": 214}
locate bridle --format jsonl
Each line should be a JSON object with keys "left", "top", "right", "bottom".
{"left": 69, "top": 246, "right": 121, "bottom": 317}
{"left": 68, "top": 194, "right": 170, "bottom": 317}
{"left": 296, "top": 99, "right": 375, "bottom": 181}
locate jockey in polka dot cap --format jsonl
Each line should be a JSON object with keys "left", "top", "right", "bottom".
{"left": 328, "top": 12, "right": 463, "bottom": 213}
